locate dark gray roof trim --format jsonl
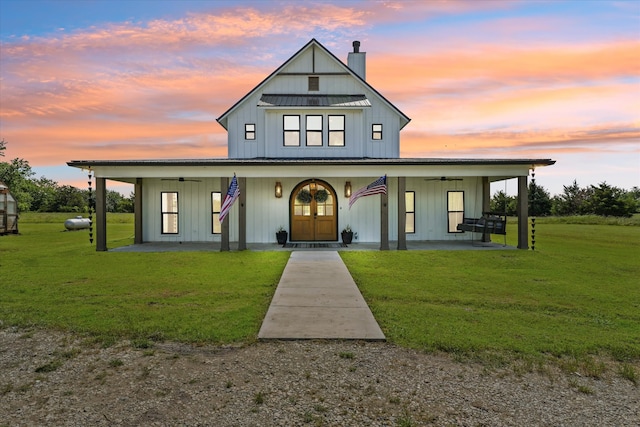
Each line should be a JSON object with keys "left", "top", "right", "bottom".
{"left": 259, "top": 94, "right": 370, "bottom": 107}
{"left": 68, "top": 158, "right": 555, "bottom": 168}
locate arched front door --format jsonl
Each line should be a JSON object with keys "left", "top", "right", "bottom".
{"left": 290, "top": 180, "right": 337, "bottom": 241}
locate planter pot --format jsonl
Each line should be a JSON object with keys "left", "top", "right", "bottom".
{"left": 276, "top": 231, "right": 288, "bottom": 245}
{"left": 341, "top": 231, "right": 353, "bottom": 244}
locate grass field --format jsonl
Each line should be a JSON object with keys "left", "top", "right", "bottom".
{"left": 342, "top": 221, "right": 640, "bottom": 362}
{"left": 1, "top": 213, "right": 290, "bottom": 345}
{"left": 2, "top": 213, "right": 639, "bottom": 366}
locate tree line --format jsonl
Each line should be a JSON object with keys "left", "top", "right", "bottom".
{"left": 1, "top": 140, "right": 638, "bottom": 216}
{"left": 1, "top": 143, "right": 133, "bottom": 213}
{"left": 491, "top": 181, "right": 639, "bottom": 217}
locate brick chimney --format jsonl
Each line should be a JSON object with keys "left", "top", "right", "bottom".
{"left": 347, "top": 40, "right": 366, "bottom": 80}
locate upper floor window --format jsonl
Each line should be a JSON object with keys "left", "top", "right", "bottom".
{"left": 308, "top": 76, "right": 319, "bottom": 91}
{"left": 245, "top": 123, "right": 255, "bottom": 140}
{"left": 372, "top": 124, "right": 383, "bottom": 140}
{"left": 306, "top": 115, "right": 323, "bottom": 146}
{"left": 447, "top": 191, "right": 464, "bottom": 233}
{"left": 284, "top": 115, "right": 300, "bottom": 146}
{"left": 328, "top": 115, "right": 345, "bottom": 146}
{"left": 161, "top": 192, "right": 179, "bottom": 234}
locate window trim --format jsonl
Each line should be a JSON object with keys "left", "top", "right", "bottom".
{"left": 372, "top": 123, "right": 383, "bottom": 140}
{"left": 447, "top": 190, "right": 465, "bottom": 233}
{"left": 211, "top": 191, "right": 221, "bottom": 234}
{"left": 244, "top": 123, "right": 255, "bottom": 140}
{"left": 283, "top": 115, "right": 300, "bottom": 146}
{"left": 161, "top": 191, "right": 179, "bottom": 235}
{"left": 305, "top": 115, "right": 323, "bottom": 146}
{"left": 405, "top": 191, "right": 415, "bottom": 234}
{"left": 328, "top": 114, "right": 345, "bottom": 147}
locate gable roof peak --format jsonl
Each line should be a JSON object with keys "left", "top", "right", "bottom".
{"left": 217, "top": 38, "right": 409, "bottom": 129}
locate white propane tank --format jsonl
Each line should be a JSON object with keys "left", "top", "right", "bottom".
{"left": 64, "top": 216, "right": 91, "bottom": 230}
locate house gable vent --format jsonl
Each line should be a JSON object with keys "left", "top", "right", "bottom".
{"left": 308, "top": 76, "right": 319, "bottom": 91}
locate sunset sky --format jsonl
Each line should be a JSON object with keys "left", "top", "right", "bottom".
{"left": 1, "top": 0, "right": 638, "bottom": 196}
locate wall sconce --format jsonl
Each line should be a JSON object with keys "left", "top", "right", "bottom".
{"left": 275, "top": 181, "right": 282, "bottom": 198}
{"left": 344, "top": 181, "right": 352, "bottom": 198}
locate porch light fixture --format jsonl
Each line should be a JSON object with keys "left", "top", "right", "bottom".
{"left": 344, "top": 181, "right": 352, "bottom": 198}
{"left": 275, "top": 181, "right": 283, "bottom": 198}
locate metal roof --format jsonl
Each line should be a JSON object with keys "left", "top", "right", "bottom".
{"left": 258, "top": 94, "right": 370, "bottom": 108}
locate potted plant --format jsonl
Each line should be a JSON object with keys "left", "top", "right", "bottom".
{"left": 276, "top": 226, "right": 288, "bottom": 245}
{"left": 341, "top": 225, "right": 353, "bottom": 244}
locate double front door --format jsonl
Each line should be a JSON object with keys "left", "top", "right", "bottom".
{"left": 290, "top": 180, "right": 337, "bottom": 241}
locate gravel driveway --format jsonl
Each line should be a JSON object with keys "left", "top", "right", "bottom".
{"left": 1, "top": 328, "right": 638, "bottom": 426}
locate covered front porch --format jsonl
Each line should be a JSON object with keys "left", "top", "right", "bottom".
{"left": 67, "top": 158, "right": 554, "bottom": 252}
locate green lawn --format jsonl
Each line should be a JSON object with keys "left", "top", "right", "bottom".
{"left": 1, "top": 213, "right": 290, "bottom": 344}
{"left": 341, "top": 221, "right": 640, "bottom": 361}
{"left": 1, "top": 213, "right": 639, "bottom": 363}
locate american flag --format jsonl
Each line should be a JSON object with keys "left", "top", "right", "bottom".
{"left": 219, "top": 174, "right": 240, "bottom": 223}
{"left": 349, "top": 175, "right": 387, "bottom": 209}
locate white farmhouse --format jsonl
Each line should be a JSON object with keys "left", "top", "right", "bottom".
{"left": 68, "top": 39, "right": 554, "bottom": 251}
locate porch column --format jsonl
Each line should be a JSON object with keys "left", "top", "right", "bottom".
{"left": 482, "top": 176, "right": 491, "bottom": 243}
{"left": 380, "top": 190, "right": 389, "bottom": 250}
{"left": 134, "top": 178, "right": 143, "bottom": 244}
{"left": 397, "top": 176, "right": 407, "bottom": 250}
{"left": 517, "top": 175, "right": 529, "bottom": 249}
{"left": 238, "top": 177, "right": 247, "bottom": 251}
{"left": 220, "top": 176, "right": 230, "bottom": 252}
{"left": 95, "top": 177, "right": 107, "bottom": 251}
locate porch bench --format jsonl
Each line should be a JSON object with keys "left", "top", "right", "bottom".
{"left": 457, "top": 212, "right": 507, "bottom": 235}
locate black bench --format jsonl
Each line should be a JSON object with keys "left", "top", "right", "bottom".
{"left": 456, "top": 212, "right": 507, "bottom": 235}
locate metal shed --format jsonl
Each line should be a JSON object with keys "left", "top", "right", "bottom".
{"left": 0, "top": 181, "right": 19, "bottom": 235}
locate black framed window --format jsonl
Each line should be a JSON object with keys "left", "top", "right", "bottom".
{"left": 328, "top": 115, "right": 345, "bottom": 146}
{"left": 283, "top": 115, "right": 300, "bottom": 146}
{"left": 308, "top": 76, "right": 319, "bottom": 91}
{"left": 406, "top": 191, "right": 415, "bottom": 233}
{"left": 372, "top": 124, "right": 383, "bottom": 140}
{"left": 211, "top": 192, "right": 221, "bottom": 234}
{"left": 306, "top": 115, "right": 323, "bottom": 146}
{"left": 447, "top": 191, "right": 464, "bottom": 233}
{"left": 161, "top": 192, "right": 178, "bottom": 234}
{"left": 245, "top": 123, "right": 255, "bottom": 140}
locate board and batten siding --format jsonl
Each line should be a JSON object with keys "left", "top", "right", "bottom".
{"left": 141, "top": 176, "right": 485, "bottom": 243}
{"left": 225, "top": 42, "right": 402, "bottom": 160}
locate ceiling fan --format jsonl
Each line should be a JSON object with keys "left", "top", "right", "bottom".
{"left": 425, "top": 177, "right": 463, "bottom": 181}
{"left": 161, "top": 177, "right": 202, "bottom": 182}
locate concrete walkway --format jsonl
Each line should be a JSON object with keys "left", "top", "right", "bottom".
{"left": 258, "top": 251, "right": 386, "bottom": 340}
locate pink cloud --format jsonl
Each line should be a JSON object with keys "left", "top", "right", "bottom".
{"left": 1, "top": 0, "right": 638, "bottom": 190}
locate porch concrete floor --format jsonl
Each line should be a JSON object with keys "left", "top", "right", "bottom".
{"left": 110, "top": 239, "right": 515, "bottom": 252}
